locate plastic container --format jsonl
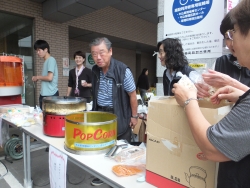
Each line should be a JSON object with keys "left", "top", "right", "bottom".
{"left": 0, "top": 56, "right": 23, "bottom": 86}
{"left": 0, "top": 104, "right": 30, "bottom": 113}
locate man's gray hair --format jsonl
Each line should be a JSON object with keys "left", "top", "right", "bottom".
{"left": 89, "top": 37, "right": 112, "bottom": 50}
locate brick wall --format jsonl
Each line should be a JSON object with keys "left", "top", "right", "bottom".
{"left": 0, "top": 0, "right": 157, "bottom": 105}
{"left": 67, "top": 7, "right": 156, "bottom": 46}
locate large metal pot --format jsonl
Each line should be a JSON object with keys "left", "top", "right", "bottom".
{"left": 43, "top": 96, "right": 86, "bottom": 137}
{"left": 43, "top": 96, "right": 86, "bottom": 115}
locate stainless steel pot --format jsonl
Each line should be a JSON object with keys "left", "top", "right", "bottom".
{"left": 42, "top": 96, "right": 86, "bottom": 115}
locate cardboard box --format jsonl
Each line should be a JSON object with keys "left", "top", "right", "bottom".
{"left": 133, "top": 119, "right": 147, "bottom": 142}
{"left": 133, "top": 118, "right": 142, "bottom": 135}
{"left": 146, "top": 98, "right": 232, "bottom": 188}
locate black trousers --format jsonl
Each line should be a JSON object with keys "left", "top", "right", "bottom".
{"left": 39, "top": 90, "right": 59, "bottom": 110}
{"left": 97, "top": 106, "right": 131, "bottom": 144}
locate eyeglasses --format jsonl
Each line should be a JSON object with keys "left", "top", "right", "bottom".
{"left": 91, "top": 50, "right": 108, "bottom": 58}
{"left": 225, "top": 29, "right": 235, "bottom": 41}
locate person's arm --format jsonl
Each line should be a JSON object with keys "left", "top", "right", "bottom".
{"left": 36, "top": 72, "right": 54, "bottom": 81}
{"left": 32, "top": 72, "right": 54, "bottom": 82}
{"left": 210, "top": 85, "right": 245, "bottom": 104}
{"left": 128, "top": 90, "right": 138, "bottom": 129}
{"left": 32, "top": 57, "right": 57, "bottom": 82}
{"left": 82, "top": 68, "right": 92, "bottom": 88}
{"left": 67, "top": 87, "right": 72, "bottom": 96}
{"left": 203, "top": 69, "right": 249, "bottom": 92}
{"left": 82, "top": 82, "right": 92, "bottom": 87}
{"left": 172, "top": 83, "right": 230, "bottom": 162}
{"left": 123, "top": 68, "right": 138, "bottom": 129}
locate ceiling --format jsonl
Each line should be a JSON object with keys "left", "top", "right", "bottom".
{"left": 29, "top": 0, "right": 158, "bottom": 53}
{"left": 31, "top": 0, "right": 158, "bottom": 24}
{"left": 69, "top": 26, "right": 156, "bottom": 53}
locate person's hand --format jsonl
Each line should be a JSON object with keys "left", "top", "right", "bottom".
{"left": 81, "top": 81, "right": 88, "bottom": 87}
{"left": 172, "top": 83, "right": 197, "bottom": 107}
{"left": 195, "top": 83, "right": 210, "bottom": 98}
{"left": 130, "top": 117, "right": 138, "bottom": 129}
{"left": 210, "top": 86, "right": 245, "bottom": 104}
{"left": 202, "top": 69, "right": 231, "bottom": 88}
{"left": 32, "top": 76, "right": 38, "bottom": 82}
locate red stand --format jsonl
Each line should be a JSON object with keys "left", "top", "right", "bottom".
{"left": 0, "top": 95, "right": 22, "bottom": 105}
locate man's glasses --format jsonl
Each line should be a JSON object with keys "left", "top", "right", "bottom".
{"left": 91, "top": 50, "right": 108, "bottom": 58}
{"left": 225, "top": 29, "right": 235, "bottom": 41}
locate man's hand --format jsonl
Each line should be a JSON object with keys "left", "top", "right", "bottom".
{"left": 32, "top": 76, "right": 38, "bottom": 82}
{"left": 130, "top": 117, "right": 138, "bottom": 129}
{"left": 210, "top": 86, "right": 245, "bottom": 104}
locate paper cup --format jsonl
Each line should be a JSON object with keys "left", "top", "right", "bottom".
{"left": 86, "top": 103, "right": 92, "bottom": 111}
{"left": 29, "top": 106, "right": 34, "bottom": 113}
{"left": 81, "top": 80, "right": 86, "bottom": 84}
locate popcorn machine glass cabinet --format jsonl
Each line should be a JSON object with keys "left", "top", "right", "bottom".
{"left": 0, "top": 56, "right": 23, "bottom": 86}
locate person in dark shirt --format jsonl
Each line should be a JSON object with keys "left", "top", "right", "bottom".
{"left": 197, "top": 11, "right": 250, "bottom": 98}
{"left": 157, "top": 38, "right": 194, "bottom": 96}
{"left": 136, "top": 68, "right": 149, "bottom": 104}
{"left": 67, "top": 51, "right": 92, "bottom": 102}
{"left": 173, "top": 1, "right": 250, "bottom": 187}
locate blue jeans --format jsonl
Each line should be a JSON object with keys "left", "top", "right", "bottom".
{"left": 139, "top": 88, "right": 147, "bottom": 104}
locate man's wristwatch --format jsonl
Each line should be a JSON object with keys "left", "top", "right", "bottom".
{"left": 131, "top": 115, "right": 139, "bottom": 119}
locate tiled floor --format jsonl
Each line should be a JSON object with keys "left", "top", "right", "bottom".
{"left": 0, "top": 128, "right": 112, "bottom": 188}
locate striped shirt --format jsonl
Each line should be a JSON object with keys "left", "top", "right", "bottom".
{"left": 207, "top": 90, "right": 250, "bottom": 162}
{"left": 97, "top": 68, "right": 136, "bottom": 107}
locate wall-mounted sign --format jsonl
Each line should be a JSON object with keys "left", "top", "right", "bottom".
{"left": 173, "top": 0, "right": 213, "bottom": 26}
{"left": 164, "top": 0, "right": 224, "bottom": 59}
{"left": 85, "top": 53, "right": 95, "bottom": 69}
{"left": 189, "top": 63, "right": 207, "bottom": 69}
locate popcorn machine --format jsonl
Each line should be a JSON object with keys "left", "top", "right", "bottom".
{"left": 0, "top": 55, "right": 24, "bottom": 105}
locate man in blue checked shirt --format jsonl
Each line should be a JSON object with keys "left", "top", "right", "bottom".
{"left": 90, "top": 37, "right": 138, "bottom": 186}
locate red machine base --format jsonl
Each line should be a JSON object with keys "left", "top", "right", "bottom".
{"left": 43, "top": 114, "right": 65, "bottom": 137}
{"left": 0, "top": 95, "right": 22, "bottom": 105}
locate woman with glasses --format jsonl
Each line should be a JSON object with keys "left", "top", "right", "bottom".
{"left": 157, "top": 38, "right": 194, "bottom": 96}
{"left": 172, "top": 1, "right": 250, "bottom": 187}
{"left": 196, "top": 11, "right": 250, "bottom": 98}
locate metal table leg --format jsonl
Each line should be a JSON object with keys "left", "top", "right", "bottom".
{"left": 22, "top": 132, "right": 33, "bottom": 188}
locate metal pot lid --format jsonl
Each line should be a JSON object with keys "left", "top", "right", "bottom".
{"left": 43, "top": 96, "right": 86, "bottom": 104}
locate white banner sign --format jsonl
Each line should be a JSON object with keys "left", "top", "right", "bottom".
{"left": 49, "top": 146, "right": 67, "bottom": 188}
{"left": 164, "top": 0, "right": 224, "bottom": 59}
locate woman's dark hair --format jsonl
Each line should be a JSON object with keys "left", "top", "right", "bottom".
{"left": 34, "top": 40, "right": 50, "bottom": 53}
{"left": 157, "top": 38, "right": 188, "bottom": 70}
{"left": 140, "top": 68, "right": 148, "bottom": 75}
{"left": 73, "top": 51, "right": 85, "bottom": 59}
{"left": 231, "top": 0, "right": 250, "bottom": 37}
{"left": 220, "top": 11, "right": 234, "bottom": 37}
